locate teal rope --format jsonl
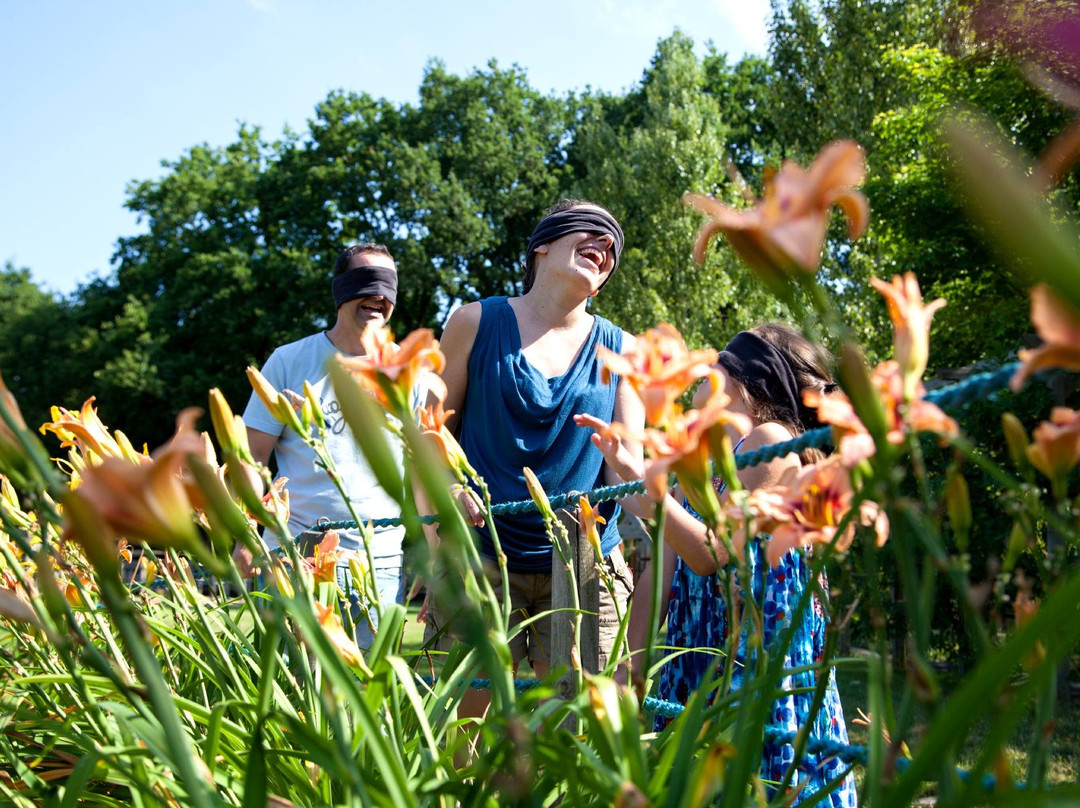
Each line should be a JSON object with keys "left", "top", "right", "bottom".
{"left": 304, "top": 362, "right": 1023, "bottom": 535}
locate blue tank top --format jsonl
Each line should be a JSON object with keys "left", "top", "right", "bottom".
{"left": 460, "top": 296, "right": 624, "bottom": 573}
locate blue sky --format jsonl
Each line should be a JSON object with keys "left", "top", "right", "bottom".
{"left": 1, "top": 0, "right": 769, "bottom": 296}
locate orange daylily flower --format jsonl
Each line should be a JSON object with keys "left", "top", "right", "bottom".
{"left": 63, "top": 409, "right": 204, "bottom": 562}
{"left": 596, "top": 323, "right": 718, "bottom": 427}
{"left": 869, "top": 273, "right": 946, "bottom": 400}
{"left": 40, "top": 397, "right": 145, "bottom": 465}
{"left": 685, "top": 140, "right": 869, "bottom": 282}
{"left": 751, "top": 455, "right": 889, "bottom": 567}
{"left": 804, "top": 361, "right": 959, "bottom": 466}
{"left": 417, "top": 400, "right": 476, "bottom": 482}
{"left": 1026, "top": 407, "right": 1080, "bottom": 487}
{"left": 1011, "top": 284, "right": 1080, "bottom": 392}
{"left": 577, "top": 495, "right": 606, "bottom": 557}
{"left": 314, "top": 602, "right": 371, "bottom": 674}
{"left": 304, "top": 530, "right": 341, "bottom": 585}
{"left": 337, "top": 327, "right": 445, "bottom": 418}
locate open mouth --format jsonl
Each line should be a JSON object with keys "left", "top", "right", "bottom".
{"left": 578, "top": 247, "right": 604, "bottom": 269}
{"left": 359, "top": 300, "right": 388, "bottom": 317}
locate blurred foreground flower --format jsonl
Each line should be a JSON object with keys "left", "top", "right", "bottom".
{"left": 63, "top": 409, "right": 206, "bottom": 570}
{"left": 1014, "top": 589, "right": 1047, "bottom": 673}
{"left": 0, "top": 371, "right": 36, "bottom": 485}
{"left": 313, "top": 602, "right": 372, "bottom": 675}
{"left": 685, "top": 140, "right": 868, "bottom": 288}
{"left": 337, "top": 327, "right": 445, "bottom": 418}
{"left": 1026, "top": 407, "right": 1080, "bottom": 493}
{"left": 596, "top": 323, "right": 718, "bottom": 426}
{"left": 869, "top": 273, "right": 946, "bottom": 400}
{"left": 805, "top": 361, "right": 959, "bottom": 466}
{"left": 1011, "top": 284, "right": 1080, "bottom": 391}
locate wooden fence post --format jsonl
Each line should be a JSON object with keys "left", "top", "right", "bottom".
{"left": 550, "top": 506, "right": 600, "bottom": 709}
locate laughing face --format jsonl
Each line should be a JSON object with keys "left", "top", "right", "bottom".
{"left": 534, "top": 226, "right": 616, "bottom": 293}
{"left": 344, "top": 251, "right": 396, "bottom": 331}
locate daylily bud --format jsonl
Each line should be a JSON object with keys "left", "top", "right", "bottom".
{"left": 303, "top": 382, "right": 325, "bottom": 430}
{"left": 209, "top": 388, "right": 252, "bottom": 461}
{"left": 945, "top": 465, "right": 972, "bottom": 552}
{"left": 1001, "top": 412, "right": 1031, "bottom": 472}
{"left": 246, "top": 367, "right": 305, "bottom": 435}
{"left": 186, "top": 455, "right": 253, "bottom": 556}
{"left": 0, "top": 371, "right": 40, "bottom": 488}
{"left": 1003, "top": 519, "right": 1029, "bottom": 572}
{"left": 524, "top": 467, "right": 557, "bottom": 523}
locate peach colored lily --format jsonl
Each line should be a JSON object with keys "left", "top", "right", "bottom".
{"left": 1026, "top": 407, "right": 1080, "bottom": 489}
{"left": 64, "top": 409, "right": 204, "bottom": 559}
{"left": 869, "top": 273, "right": 946, "bottom": 400}
{"left": 337, "top": 327, "right": 445, "bottom": 418}
{"left": 685, "top": 140, "right": 869, "bottom": 281}
{"left": 40, "top": 397, "right": 145, "bottom": 465}
{"left": 1014, "top": 588, "right": 1046, "bottom": 672}
{"left": 752, "top": 455, "right": 889, "bottom": 567}
{"left": 596, "top": 323, "right": 718, "bottom": 427}
{"left": 639, "top": 395, "right": 752, "bottom": 524}
{"left": 1011, "top": 284, "right": 1080, "bottom": 392}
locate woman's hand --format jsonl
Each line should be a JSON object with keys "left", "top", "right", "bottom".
{"left": 574, "top": 413, "right": 645, "bottom": 482}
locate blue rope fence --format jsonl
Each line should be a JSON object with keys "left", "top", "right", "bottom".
{"left": 311, "top": 361, "right": 1021, "bottom": 533}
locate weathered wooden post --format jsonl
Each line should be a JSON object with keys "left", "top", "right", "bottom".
{"left": 550, "top": 505, "right": 600, "bottom": 712}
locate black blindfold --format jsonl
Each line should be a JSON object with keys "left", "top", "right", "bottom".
{"left": 332, "top": 263, "right": 398, "bottom": 310}
{"left": 716, "top": 331, "right": 819, "bottom": 432}
{"left": 526, "top": 208, "right": 625, "bottom": 281}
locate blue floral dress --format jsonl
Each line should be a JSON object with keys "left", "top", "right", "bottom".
{"left": 655, "top": 486, "right": 858, "bottom": 807}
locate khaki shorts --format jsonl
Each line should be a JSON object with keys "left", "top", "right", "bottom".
{"left": 423, "top": 545, "right": 635, "bottom": 670}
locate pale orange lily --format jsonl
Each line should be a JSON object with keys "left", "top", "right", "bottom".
{"left": 1011, "top": 284, "right": 1080, "bottom": 392}
{"left": 0, "top": 585, "right": 41, "bottom": 627}
{"left": 577, "top": 495, "right": 606, "bottom": 557}
{"left": 752, "top": 455, "right": 889, "bottom": 567}
{"left": 596, "top": 323, "right": 718, "bottom": 427}
{"left": 40, "top": 397, "right": 145, "bottom": 465}
{"left": 64, "top": 409, "right": 204, "bottom": 559}
{"left": 1026, "top": 407, "right": 1080, "bottom": 489}
{"left": 337, "top": 327, "right": 445, "bottom": 418}
{"left": 685, "top": 140, "right": 869, "bottom": 281}
{"left": 417, "top": 400, "right": 476, "bottom": 482}
{"left": 869, "top": 273, "right": 946, "bottom": 400}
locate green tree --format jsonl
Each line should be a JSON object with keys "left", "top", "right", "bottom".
{"left": 569, "top": 32, "right": 786, "bottom": 352}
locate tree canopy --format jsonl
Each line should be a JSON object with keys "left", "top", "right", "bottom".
{"left": 4, "top": 2, "right": 1078, "bottom": 444}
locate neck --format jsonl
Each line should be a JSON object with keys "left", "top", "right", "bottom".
{"left": 324, "top": 319, "right": 371, "bottom": 356}
{"left": 517, "top": 285, "right": 592, "bottom": 331}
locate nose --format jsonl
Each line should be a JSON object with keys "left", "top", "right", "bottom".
{"left": 594, "top": 233, "right": 614, "bottom": 249}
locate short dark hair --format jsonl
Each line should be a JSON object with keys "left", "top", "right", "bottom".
{"left": 334, "top": 242, "right": 395, "bottom": 276}
{"left": 523, "top": 198, "right": 616, "bottom": 293}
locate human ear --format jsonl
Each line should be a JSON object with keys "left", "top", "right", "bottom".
{"left": 533, "top": 243, "right": 550, "bottom": 256}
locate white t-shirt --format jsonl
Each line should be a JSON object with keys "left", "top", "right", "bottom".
{"left": 242, "top": 332, "right": 413, "bottom": 557}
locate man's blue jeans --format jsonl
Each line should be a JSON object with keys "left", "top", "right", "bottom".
{"left": 334, "top": 554, "right": 404, "bottom": 650}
